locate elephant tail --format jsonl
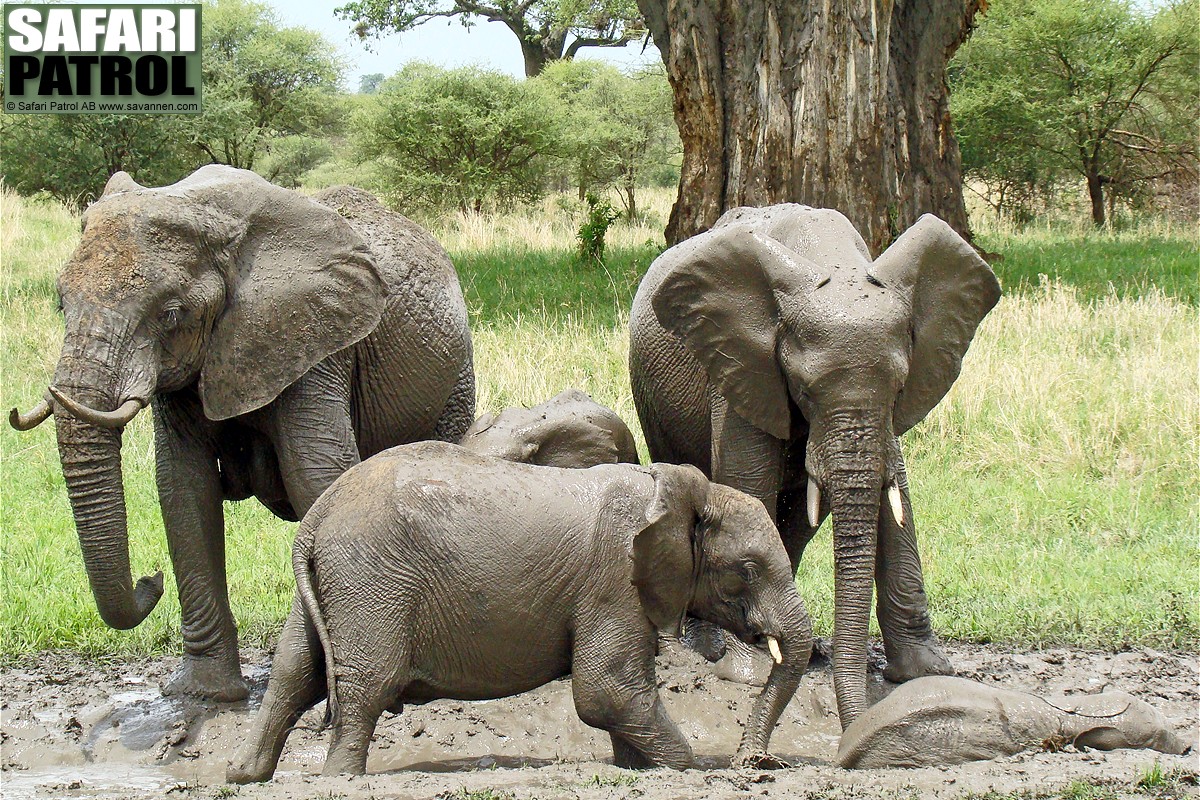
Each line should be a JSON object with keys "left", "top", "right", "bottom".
{"left": 292, "top": 510, "right": 340, "bottom": 729}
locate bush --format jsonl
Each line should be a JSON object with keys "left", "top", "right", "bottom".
{"left": 354, "top": 64, "right": 566, "bottom": 213}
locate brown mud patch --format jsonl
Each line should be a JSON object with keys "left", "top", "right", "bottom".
{"left": 1, "top": 643, "right": 1196, "bottom": 799}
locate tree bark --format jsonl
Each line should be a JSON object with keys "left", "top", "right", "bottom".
{"left": 639, "top": 0, "right": 983, "bottom": 252}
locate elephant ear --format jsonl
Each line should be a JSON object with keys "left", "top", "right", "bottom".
{"left": 868, "top": 214, "right": 1001, "bottom": 435}
{"left": 630, "top": 463, "right": 710, "bottom": 635}
{"left": 528, "top": 415, "right": 624, "bottom": 467}
{"left": 199, "top": 181, "right": 387, "bottom": 421}
{"left": 650, "top": 225, "right": 828, "bottom": 440}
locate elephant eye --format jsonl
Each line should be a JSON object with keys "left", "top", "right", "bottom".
{"left": 159, "top": 305, "right": 182, "bottom": 329}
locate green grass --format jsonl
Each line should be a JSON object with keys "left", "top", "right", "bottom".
{"left": 1, "top": 187, "right": 1196, "bottom": 659}
{"left": 976, "top": 226, "right": 1197, "bottom": 305}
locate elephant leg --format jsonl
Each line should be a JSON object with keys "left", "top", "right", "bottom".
{"left": 875, "top": 470, "right": 953, "bottom": 683}
{"left": 322, "top": 680, "right": 388, "bottom": 776}
{"left": 431, "top": 357, "right": 476, "bottom": 443}
{"left": 267, "top": 354, "right": 360, "bottom": 517}
{"left": 227, "top": 600, "right": 324, "bottom": 783}
{"left": 154, "top": 395, "right": 246, "bottom": 701}
{"left": 708, "top": 395, "right": 783, "bottom": 684}
{"left": 572, "top": 621, "right": 693, "bottom": 770}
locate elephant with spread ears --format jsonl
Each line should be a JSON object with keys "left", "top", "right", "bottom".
{"left": 9, "top": 165, "right": 475, "bottom": 702}
{"left": 629, "top": 203, "right": 1001, "bottom": 729}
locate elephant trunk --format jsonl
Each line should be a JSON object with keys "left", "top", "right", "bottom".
{"left": 813, "top": 414, "right": 887, "bottom": 730}
{"left": 53, "top": 319, "right": 162, "bottom": 630}
{"left": 737, "top": 591, "right": 814, "bottom": 758}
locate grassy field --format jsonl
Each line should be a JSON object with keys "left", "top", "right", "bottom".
{"left": 1, "top": 185, "right": 1196, "bottom": 660}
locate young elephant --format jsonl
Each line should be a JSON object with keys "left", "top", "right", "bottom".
{"left": 460, "top": 389, "right": 639, "bottom": 468}
{"left": 837, "top": 676, "right": 1191, "bottom": 768}
{"left": 228, "top": 442, "right": 812, "bottom": 781}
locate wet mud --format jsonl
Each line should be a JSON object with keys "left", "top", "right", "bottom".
{"left": 1, "top": 643, "right": 1195, "bottom": 799}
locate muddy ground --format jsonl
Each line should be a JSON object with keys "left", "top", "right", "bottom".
{"left": 1, "top": 642, "right": 1196, "bottom": 800}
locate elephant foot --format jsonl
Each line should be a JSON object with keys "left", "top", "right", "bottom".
{"left": 163, "top": 654, "right": 249, "bottom": 702}
{"left": 226, "top": 757, "right": 273, "bottom": 785}
{"left": 713, "top": 638, "right": 771, "bottom": 686}
{"left": 882, "top": 638, "right": 955, "bottom": 684}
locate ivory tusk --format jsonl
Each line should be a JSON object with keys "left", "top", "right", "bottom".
{"left": 887, "top": 483, "right": 905, "bottom": 528}
{"left": 767, "top": 636, "right": 783, "bottom": 665}
{"left": 807, "top": 477, "right": 821, "bottom": 529}
{"left": 48, "top": 386, "right": 144, "bottom": 429}
{"left": 9, "top": 397, "right": 52, "bottom": 431}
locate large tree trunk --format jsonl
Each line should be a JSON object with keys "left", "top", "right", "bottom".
{"left": 639, "top": 0, "right": 983, "bottom": 252}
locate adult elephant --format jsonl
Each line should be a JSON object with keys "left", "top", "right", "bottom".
{"left": 629, "top": 204, "right": 1000, "bottom": 728}
{"left": 9, "top": 166, "right": 475, "bottom": 702}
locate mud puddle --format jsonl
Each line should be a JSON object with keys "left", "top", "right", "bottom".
{"left": 1, "top": 643, "right": 1195, "bottom": 799}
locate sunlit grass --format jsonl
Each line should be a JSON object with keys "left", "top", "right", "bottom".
{"left": 1, "top": 186, "right": 1196, "bottom": 659}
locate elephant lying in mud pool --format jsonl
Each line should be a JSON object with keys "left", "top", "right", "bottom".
{"left": 629, "top": 204, "right": 1001, "bottom": 727}
{"left": 460, "top": 389, "right": 639, "bottom": 467}
{"left": 837, "top": 676, "right": 1191, "bottom": 768}
{"left": 9, "top": 166, "right": 475, "bottom": 702}
{"left": 227, "top": 441, "right": 813, "bottom": 781}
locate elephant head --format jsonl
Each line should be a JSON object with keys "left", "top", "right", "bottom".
{"left": 460, "top": 389, "right": 639, "bottom": 468}
{"left": 631, "top": 463, "right": 814, "bottom": 762}
{"left": 9, "top": 165, "right": 386, "bottom": 630}
{"left": 648, "top": 204, "right": 1000, "bottom": 726}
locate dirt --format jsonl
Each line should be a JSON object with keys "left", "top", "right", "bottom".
{"left": 1, "top": 643, "right": 1196, "bottom": 800}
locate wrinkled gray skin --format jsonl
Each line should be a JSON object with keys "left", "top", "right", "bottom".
{"left": 629, "top": 204, "right": 1001, "bottom": 728}
{"left": 838, "top": 675, "right": 1191, "bottom": 768}
{"left": 460, "top": 389, "right": 639, "bottom": 467}
{"left": 9, "top": 166, "right": 475, "bottom": 702}
{"left": 227, "top": 442, "right": 813, "bottom": 782}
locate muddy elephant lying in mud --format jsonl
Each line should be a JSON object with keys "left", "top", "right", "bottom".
{"left": 460, "top": 389, "right": 639, "bottom": 467}
{"left": 228, "top": 442, "right": 812, "bottom": 781}
{"left": 837, "top": 676, "right": 1191, "bottom": 768}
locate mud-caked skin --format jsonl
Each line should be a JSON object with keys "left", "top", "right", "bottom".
{"left": 628, "top": 204, "right": 1001, "bottom": 727}
{"left": 837, "top": 675, "right": 1191, "bottom": 768}
{"left": 460, "top": 388, "right": 639, "bottom": 467}
{"left": 226, "top": 442, "right": 813, "bottom": 782}
{"left": 9, "top": 166, "right": 475, "bottom": 702}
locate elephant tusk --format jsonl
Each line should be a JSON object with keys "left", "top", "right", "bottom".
{"left": 9, "top": 397, "right": 52, "bottom": 431}
{"left": 807, "top": 478, "right": 821, "bottom": 529}
{"left": 887, "top": 483, "right": 905, "bottom": 528}
{"left": 767, "top": 636, "right": 783, "bottom": 665}
{"left": 48, "top": 386, "right": 145, "bottom": 429}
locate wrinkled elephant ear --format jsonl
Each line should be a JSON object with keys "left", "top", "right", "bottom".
{"left": 198, "top": 172, "right": 387, "bottom": 421}
{"left": 868, "top": 215, "right": 1001, "bottom": 435}
{"left": 531, "top": 416, "right": 623, "bottom": 467}
{"left": 650, "top": 225, "right": 827, "bottom": 440}
{"left": 629, "top": 463, "right": 709, "bottom": 636}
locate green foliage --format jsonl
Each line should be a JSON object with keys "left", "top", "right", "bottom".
{"left": 951, "top": 0, "right": 1199, "bottom": 225}
{"left": 255, "top": 135, "right": 335, "bottom": 187}
{"left": 577, "top": 192, "right": 621, "bottom": 264}
{"left": 354, "top": 64, "right": 566, "bottom": 213}
{"left": 335, "top": 0, "right": 644, "bottom": 76}
{"left": 358, "top": 72, "right": 385, "bottom": 94}
{"left": 0, "top": 115, "right": 197, "bottom": 209}
{"left": 0, "top": 0, "right": 344, "bottom": 205}
{"left": 535, "top": 60, "right": 679, "bottom": 217}
{"left": 188, "top": 0, "right": 345, "bottom": 170}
